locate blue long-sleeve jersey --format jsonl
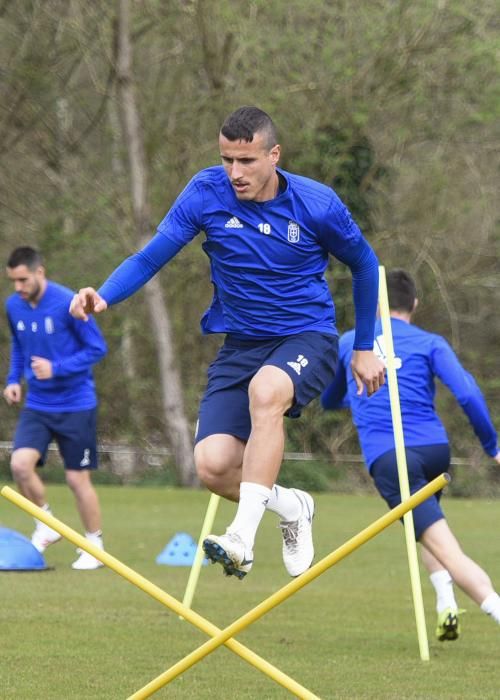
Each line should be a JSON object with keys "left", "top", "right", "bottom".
{"left": 321, "top": 317, "right": 498, "bottom": 468}
{"left": 98, "top": 166, "right": 379, "bottom": 348}
{"left": 6, "top": 281, "right": 107, "bottom": 412}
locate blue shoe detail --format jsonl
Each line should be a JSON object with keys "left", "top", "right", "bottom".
{"left": 202, "top": 535, "right": 253, "bottom": 580}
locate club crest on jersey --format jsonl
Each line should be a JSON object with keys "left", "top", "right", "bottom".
{"left": 287, "top": 221, "right": 300, "bottom": 243}
{"left": 374, "top": 334, "right": 402, "bottom": 369}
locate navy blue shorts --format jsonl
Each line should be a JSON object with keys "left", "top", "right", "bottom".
{"left": 370, "top": 444, "right": 450, "bottom": 540}
{"left": 13, "top": 407, "right": 98, "bottom": 470}
{"left": 195, "top": 331, "right": 338, "bottom": 443}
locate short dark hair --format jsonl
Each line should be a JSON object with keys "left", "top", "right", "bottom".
{"left": 7, "top": 246, "right": 43, "bottom": 270}
{"left": 220, "top": 106, "right": 278, "bottom": 149}
{"left": 386, "top": 269, "right": 417, "bottom": 313}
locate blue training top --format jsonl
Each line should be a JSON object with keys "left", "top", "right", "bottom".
{"left": 5, "top": 281, "right": 107, "bottom": 412}
{"left": 321, "top": 317, "right": 499, "bottom": 468}
{"left": 98, "top": 166, "right": 379, "bottom": 348}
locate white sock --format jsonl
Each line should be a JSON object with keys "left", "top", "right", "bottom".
{"left": 265, "top": 484, "right": 302, "bottom": 521}
{"left": 480, "top": 592, "right": 500, "bottom": 623}
{"left": 34, "top": 504, "right": 53, "bottom": 529}
{"left": 85, "top": 530, "right": 104, "bottom": 548}
{"left": 227, "top": 482, "right": 271, "bottom": 549}
{"left": 429, "top": 569, "right": 458, "bottom": 613}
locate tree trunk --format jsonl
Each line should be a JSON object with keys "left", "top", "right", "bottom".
{"left": 115, "top": 0, "right": 196, "bottom": 486}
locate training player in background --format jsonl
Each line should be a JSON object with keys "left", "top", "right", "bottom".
{"left": 322, "top": 268, "right": 500, "bottom": 640}
{"left": 69, "top": 105, "right": 385, "bottom": 581}
{"left": 4, "top": 247, "right": 107, "bottom": 570}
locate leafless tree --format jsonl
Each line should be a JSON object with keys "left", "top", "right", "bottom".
{"left": 115, "top": 0, "right": 196, "bottom": 485}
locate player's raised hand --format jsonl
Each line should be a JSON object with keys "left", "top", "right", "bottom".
{"left": 69, "top": 287, "right": 108, "bottom": 321}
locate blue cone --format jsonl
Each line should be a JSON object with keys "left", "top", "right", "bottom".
{"left": 0, "top": 527, "right": 49, "bottom": 571}
{"left": 156, "top": 531, "right": 207, "bottom": 566}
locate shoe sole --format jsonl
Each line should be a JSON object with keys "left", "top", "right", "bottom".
{"left": 437, "top": 614, "right": 459, "bottom": 641}
{"left": 202, "top": 539, "right": 248, "bottom": 580}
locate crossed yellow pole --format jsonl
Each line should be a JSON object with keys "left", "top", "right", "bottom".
{"left": 1, "top": 473, "right": 448, "bottom": 698}
{"left": 0, "top": 485, "right": 317, "bottom": 699}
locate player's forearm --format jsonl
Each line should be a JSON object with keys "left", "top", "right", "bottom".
{"left": 98, "top": 233, "right": 183, "bottom": 305}
{"left": 337, "top": 240, "right": 379, "bottom": 349}
{"left": 7, "top": 343, "right": 24, "bottom": 385}
{"left": 460, "top": 392, "right": 499, "bottom": 457}
{"left": 321, "top": 366, "right": 348, "bottom": 410}
{"left": 52, "top": 344, "right": 107, "bottom": 377}
{"left": 438, "top": 353, "right": 499, "bottom": 457}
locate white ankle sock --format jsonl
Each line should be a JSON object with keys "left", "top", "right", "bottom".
{"left": 265, "top": 484, "right": 302, "bottom": 521}
{"left": 34, "top": 504, "right": 53, "bottom": 529}
{"left": 429, "top": 569, "right": 458, "bottom": 613}
{"left": 85, "top": 530, "right": 103, "bottom": 548}
{"left": 480, "top": 592, "right": 500, "bottom": 623}
{"left": 227, "top": 482, "right": 271, "bottom": 548}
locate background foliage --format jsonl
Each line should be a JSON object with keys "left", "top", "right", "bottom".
{"left": 1, "top": 0, "right": 499, "bottom": 486}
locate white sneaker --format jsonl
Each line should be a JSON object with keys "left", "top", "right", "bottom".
{"left": 279, "top": 489, "right": 315, "bottom": 577}
{"left": 203, "top": 532, "right": 254, "bottom": 579}
{"left": 72, "top": 538, "right": 104, "bottom": 570}
{"left": 31, "top": 523, "right": 62, "bottom": 553}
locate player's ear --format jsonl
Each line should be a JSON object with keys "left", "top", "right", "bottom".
{"left": 270, "top": 144, "right": 280, "bottom": 165}
{"left": 412, "top": 298, "right": 419, "bottom": 313}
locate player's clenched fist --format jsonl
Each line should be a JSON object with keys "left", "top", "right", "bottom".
{"left": 69, "top": 287, "right": 108, "bottom": 321}
{"left": 3, "top": 383, "right": 22, "bottom": 405}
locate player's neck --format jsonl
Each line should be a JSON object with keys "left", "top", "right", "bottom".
{"left": 390, "top": 310, "right": 412, "bottom": 323}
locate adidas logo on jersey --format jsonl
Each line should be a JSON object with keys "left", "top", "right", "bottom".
{"left": 225, "top": 216, "right": 243, "bottom": 229}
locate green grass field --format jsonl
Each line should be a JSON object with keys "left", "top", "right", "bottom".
{"left": 1, "top": 484, "right": 499, "bottom": 699}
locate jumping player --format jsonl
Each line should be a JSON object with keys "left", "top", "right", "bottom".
{"left": 69, "top": 106, "right": 385, "bottom": 580}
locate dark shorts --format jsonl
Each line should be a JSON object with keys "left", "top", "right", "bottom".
{"left": 370, "top": 443, "right": 450, "bottom": 540}
{"left": 13, "top": 407, "right": 98, "bottom": 470}
{"left": 195, "top": 331, "right": 338, "bottom": 444}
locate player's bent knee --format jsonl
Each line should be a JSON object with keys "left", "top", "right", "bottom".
{"left": 65, "top": 469, "right": 91, "bottom": 492}
{"left": 195, "top": 454, "right": 224, "bottom": 487}
{"left": 248, "top": 383, "right": 287, "bottom": 417}
{"left": 195, "top": 446, "right": 230, "bottom": 488}
{"left": 10, "top": 456, "right": 36, "bottom": 482}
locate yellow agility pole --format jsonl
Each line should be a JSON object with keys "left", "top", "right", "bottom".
{"left": 0, "top": 485, "right": 319, "bottom": 700}
{"left": 181, "top": 492, "right": 220, "bottom": 614}
{"left": 129, "top": 474, "right": 449, "bottom": 699}
{"left": 378, "top": 264, "right": 430, "bottom": 661}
